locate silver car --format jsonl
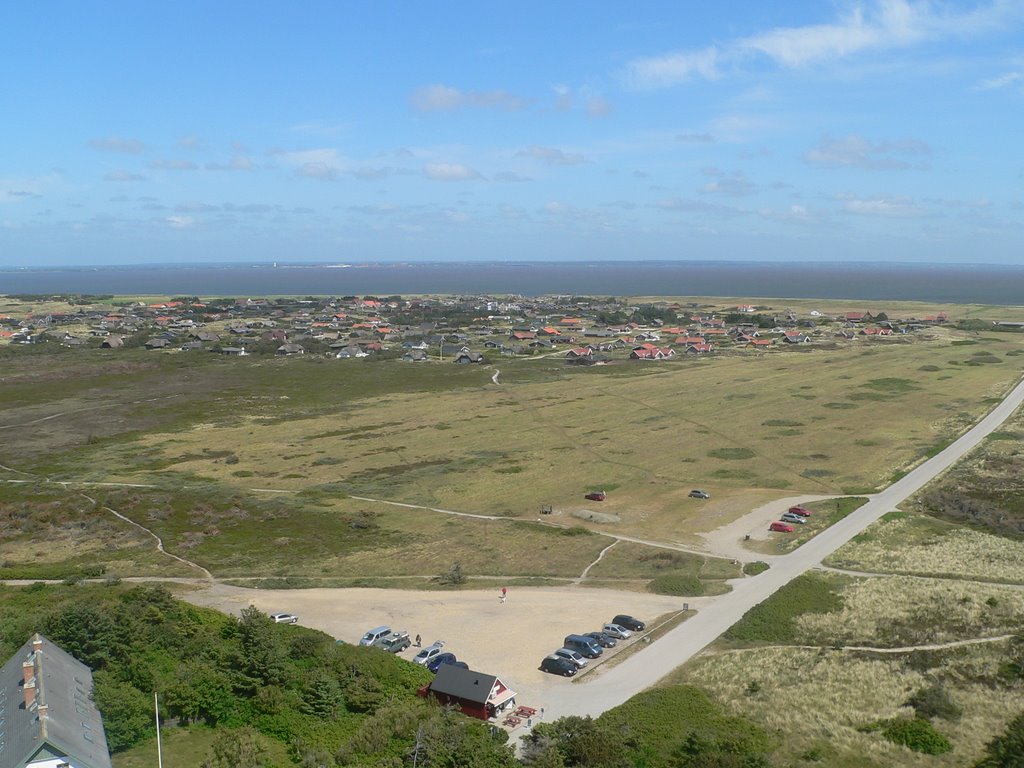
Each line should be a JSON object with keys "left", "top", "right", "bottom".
{"left": 780, "top": 512, "right": 807, "bottom": 524}
{"left": 602, "top": 623, "right": 632, "bottom": 639}
{"left": 553, "top": 648, "right": 588, "bottom": 668}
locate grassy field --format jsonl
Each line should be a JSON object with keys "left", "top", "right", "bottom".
{"left": 827, "top": 511, "right": 1024, "bottom": 583}
{"left": 668, "top": 570, "right": 1024, "bottom": 767}
{"left": 1, "top": 296, "right": 1023, "bottom": 584}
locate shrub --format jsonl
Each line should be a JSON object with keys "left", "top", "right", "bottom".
{"left": 905, "top": 684, "right": 961, "bottom": 721}
{"left": 743, "top": 561, "right": 770, "bottom": 576}
{"left": 647, "top": 573, "right": 705, "bottom": 596}
{"left": 875, "top": 717, "right": 953, "bottom": 754}
{"left": 707, "top": 447, "right": 755, "bottom": 460}
{"left": 726, "top": 573, "right": 842, "bottom": 643}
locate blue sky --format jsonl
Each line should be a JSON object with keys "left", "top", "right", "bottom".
{"left": 2, "top": 1, "right": 1022, "bottom": 266}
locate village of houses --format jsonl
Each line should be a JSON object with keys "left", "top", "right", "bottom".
{"left": 0, "top": 294, "right": 953, "bottom": 363}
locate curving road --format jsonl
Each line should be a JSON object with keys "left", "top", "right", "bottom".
{"left": 540, "top": 374, "right": 1024, "bottom": 719}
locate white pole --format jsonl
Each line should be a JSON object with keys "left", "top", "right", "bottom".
{"left": 155, "top": 691, "right": 163, "bottom": 768}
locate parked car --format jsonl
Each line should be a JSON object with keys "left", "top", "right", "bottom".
{"left": 564, "top": 634, "right": 603, "bottom": 659}
{"left": 780, "top": 512, "right": 808, "bottom": 524}
{"left": 788, "top": 505, "right": 812, "bottom": 517}
{"left": 612, "top": 615, "right": 646, "bottom": 632}
{"left": 769, "top": 521, "right": 794, "bottom": 533}
{"left": 584, "top": 491, "right": 606, "bottom": 501}
{"left": 427, "top": 652, "right": 459, "bottom": 673}
{"left": 413, "top": 642, "right": 445, "bottom": 665}
{"left": 585, "top": 631, "right": 617, "bottom": 648}
{"left": 553, "top": 648, "right": 588, "bottom": 668}
{"left": 688, "top": 489, "right": 710, "bottom": 499}
{"left": 602, "top": 623, "right": 632, "bottom": 640}
{"left": 540, "top": 655, "right": 578, "bottom": 677}
{"left": 379, "top": 632, "right": 412, "bottom": 653}
{"left": 359, "top": 625, "right": 392, "bottom": 647}
{"left": 269, "top": 612, "right": 298, "bottom": 624}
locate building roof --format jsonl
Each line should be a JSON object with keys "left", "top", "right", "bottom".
{"left": 429, "top": 664, "right": 500, "bottom": 705}
{"left": 0, "top": 633, "right": 112, "bottom": 768}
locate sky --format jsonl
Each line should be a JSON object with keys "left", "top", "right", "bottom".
{"left": 1, "top": 1, "right": 1023, "bottom": 266}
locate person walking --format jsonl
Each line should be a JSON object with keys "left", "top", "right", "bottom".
{"left": 500, "top": 586, "right": 508, "bottom": 603}
{"left": 415, "top": 634, "right": 421, "bottom": 647}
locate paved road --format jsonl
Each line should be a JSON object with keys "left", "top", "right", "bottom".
{"left": 541, "top": 374, "right": 1024, "bottom": 719}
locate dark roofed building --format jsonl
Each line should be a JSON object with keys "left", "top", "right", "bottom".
{"left": 1, "top": 633, "right": 112, "bottom": 768}
{"left": 424, "top": 664, "right": 517, "bottom": 720}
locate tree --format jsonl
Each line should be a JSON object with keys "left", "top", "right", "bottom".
{"left": 91, "top": 673, "right": 154, "bottom": 751}
{"left": 974, "top": 712, "right": 1024, "bottom": 768}
{"left": 44, "top": 603, "right": 124, "bottom": 668}
{"left": 234, "top": 605, "right": 289, "bottom": 692}
{"left": 523, "top": 716, "right": 630, "bottom": 768}
{"left": 301, "top": 668, "right": 345, "bottom": 719}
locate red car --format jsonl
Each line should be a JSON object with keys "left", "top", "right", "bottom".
{"left": 584, "top": 491, "right": 606, "bottom": 502}
{"left": 788, "top": 505, "right": 812, "bottom": 517}
{"left": 769, "top": 521, "right": 794, "bottom": 533}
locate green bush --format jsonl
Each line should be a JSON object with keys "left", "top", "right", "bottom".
{"left": 647, "top": 573, "right": 706, "bottom": 596}
{"left": 743, "top": 561, "right": 770, "bottom": 576}
{"left": 876, "top": 717, "right": 953, "bottom": 754}
{"left": 726, "top": 573, "right": 842, "bottom": 643}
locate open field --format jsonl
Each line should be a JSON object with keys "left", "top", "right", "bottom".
{"left": 827, "top": 512, "right": 1024, "bottom": 583}
{"left": 678, "top": 643, "right": 1020, "bottom": 768}
{"left": 666, "top": 570, "right": 1024, "bottom": 767}
{"left": 1, "top": 300, "right": 1023, "bottom": 584}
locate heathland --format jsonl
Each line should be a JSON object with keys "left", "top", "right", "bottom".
{"left": 1, "top": 292, "right": 1023, "bottom": 767}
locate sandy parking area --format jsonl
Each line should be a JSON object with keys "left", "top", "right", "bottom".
{"left": 183, "top": 583, "right": 692, "bottom": 713}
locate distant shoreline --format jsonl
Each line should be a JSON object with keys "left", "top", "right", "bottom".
{"left": 2, "top": 260, "right": 1023, "bottom": 304}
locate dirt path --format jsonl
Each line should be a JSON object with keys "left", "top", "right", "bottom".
{"left": 491, "top": 369, "right": 501, "bottom": 385}
{"left": 79, "top": 492, "right": 215, "bottom": 580}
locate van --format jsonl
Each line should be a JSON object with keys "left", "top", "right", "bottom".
{"left": 379, "top": 631, "right": 411, "bottom": 653}
{"left": 563, "top": 634, "right": 603, "bottom": 659}
{"left": 359, "top": 625, "right": 392, "bottom": 647}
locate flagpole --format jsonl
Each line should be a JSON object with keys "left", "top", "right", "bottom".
{"left": 155, "top": 691, "right": 163, "bottom": 768}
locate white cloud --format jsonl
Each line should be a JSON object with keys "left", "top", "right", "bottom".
{"left": 977, "top": 70, "right": 1024, "bottom": 90}
{"left": 552, "top": 84, "right": 573, "bottom": 111}
{"left": 178, "top": 135, "right": 205, "bottom": 150}
{"left": 410, "top": 84, "right": 527, "bottom": 112}
{"left": 841, "top": 195, "right": 926, "bottom": 217}
{"left": 422, "top": 163, "right": 481, "bottom": 181}
{"left": 654, "top": 197, "right": 745, "bottom": 217}
{"left": 205, "top": 156, "right": 255, "bottom": 172}
{"left": 701, "top": 171, "right": 758, "bottom": 197}
{"left": 176, "top": 201, "right": 219, "bottom": 212}
{"left": 104, "top": 170, "right": 147, "bottom": 182}
{"left": 586, "top": 96, "right": 613, "bottom": 117}
{"left": 677, "top": 132, "right": 715, "bottom": 144}
{"left": 624, "top": 1, "right": 1022, "bottom": 88}
{"left": 150, "top": 159, "right": 199, "bottom": 171}
{"left": 516, "top": 145, "right": 585, "bottom": 165}
{"left": 276, "top": 148, "right": 342, "bottom": 179}
{"left": 804, "top": 134, "right": 930, "bottom": 169}
{"left": 164, "top": 215, "right": 194, "bottom": 228}
{"left": 626, "top": 47, "right": 720, "bottom": 89}
{"left": 89, "top": 135, "right": 146, "bottom": 154}
{"left": 493, "top": 171, "right": 533, "bottom": 183}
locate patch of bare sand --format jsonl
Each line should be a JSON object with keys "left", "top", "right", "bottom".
{"left": 181, "top": 583, "right": 689, "bottom": 713}
{"left": 698, "top": 494, "right": 843, "bottom": 562}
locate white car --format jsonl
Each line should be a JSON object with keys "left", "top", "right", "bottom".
{"left": 413, "top": 642, "right": 445, "bottom": 665}
{"left": 269, "top": 612, "right": 298, "bottom": 624}
{"left": 602, "top": 623, "right": 632, "bottom": 639}
{"left": 553, "top": 648, "right": 588, "bottom": 668}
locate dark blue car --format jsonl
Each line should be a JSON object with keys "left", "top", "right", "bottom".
{"left": 427, "top": 652, "right": 459, "bottom": 673}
